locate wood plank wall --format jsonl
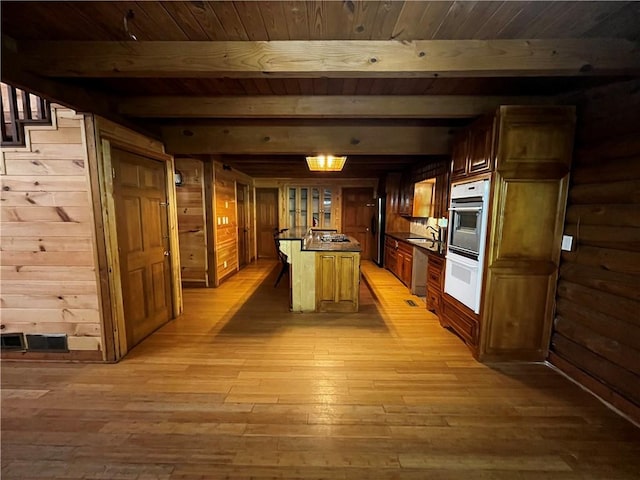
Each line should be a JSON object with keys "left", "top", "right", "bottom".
{"left": 214, "top": 163, "right": 238, "bottom": 283}
{"left": 0, "top": 105, "right": 102, "bottom": 358}
{"left": 550, "top": 80, "right": 640, "bottom": 423}
{"left": 384, "top": 172, "right": 410, "bottom": 233}
{"left": 175, "top": 158, "right": 207, "bottom": 286}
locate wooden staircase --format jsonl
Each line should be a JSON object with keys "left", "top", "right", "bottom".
{"left": 1, "top": 82, "right": 51, "bottom": 147}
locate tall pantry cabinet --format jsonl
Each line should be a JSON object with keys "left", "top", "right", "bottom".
{"left": 443, "top": 106, "right": 576, "bottom": 362}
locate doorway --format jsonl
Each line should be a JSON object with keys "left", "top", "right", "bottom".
{"left": 112, "top": 147, "right": 172, "bottom": 349}
{"left": 342, "top": 187, "right": 375, "bottom": 260}
{"left": 256, "top": 188, "right": 279, "bottom": 258}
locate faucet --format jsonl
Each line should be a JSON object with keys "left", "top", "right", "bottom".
{"left": 426, "top": 225, "right": 440, "bottom": 242}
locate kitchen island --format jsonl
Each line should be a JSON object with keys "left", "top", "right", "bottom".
{"left": 277, "top": 229, "right": 361, "bottom": 313}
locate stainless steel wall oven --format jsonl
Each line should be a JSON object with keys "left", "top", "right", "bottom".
{"left": 449, "top": 197, "right": 484, "bottom": 260}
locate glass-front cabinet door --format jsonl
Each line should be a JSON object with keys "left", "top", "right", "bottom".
{"left": 288, "top": 187, "right": 297, "bottom": 228}
{"left": 288, "top": 187, "right": 310, "bottom": 230}
{"left": 323, "top": 188, "right": 332, "bottom": 228}
{"left": 311, "top": 187, "right": 333, "bottom": 229}
{"left": 312, "top": 188, "right": 321, "bottom": 227}
{"left": 299, "top": 187, "right": 308, "bottom": 230}
{"left": 287, "top": 186, "right": 333, "bottom": 230}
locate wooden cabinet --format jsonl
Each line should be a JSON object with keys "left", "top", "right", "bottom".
{"left": 316, "top": 251, "right": 360, "bottom": 313}
{"left": 442, "top": 106, "right": 575, "bottom": 361}
{"left": 397, "top": 241, "right": 413, "bottom": 287}
{"left": 426, "top": 253, "right": 444, "bottom": 315}
{"left": 384, "top": 236, "right": 413, "bottom": 287}
{"left": 386, "top": 173, "right": 402, "bottom": 215}
{"left": 384, "top": 236, "right": 398, "bottom": 274}
{"left": 412, "top": 179, "right": 435, "bottom": 218}
{"left": 388, "top": 162, "right": 448, "bottom": 220}
{"left": 391, "top": 172, "right": 421, "bottom": 217}
{"left": 467, "top": 116, "right": 495, "bottom": 176}
{"left": 441, "top": 294, "right": 479, "bottom": 350}
{"left": 451, "top": 132, "right": 469, "bottom": 179}
{"left": 398, "top": 175, "right": 414, "bottom": 216}
{"left": 432, "top": 166, "right": 450, "bottom": 220}
{"left": 287, "top": 186, "right": 334, "bottom": 230}
{"left": 479, "top": 106, "right": 575, "bottom": 361}
{"left": 310, "top": 187, "right": 334, "bottom": 229}
{"left": 451, "top": 115, "right": 496, "bottom": 182}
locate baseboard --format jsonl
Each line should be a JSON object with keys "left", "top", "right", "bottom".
{"left": 1, "top": 349, "right": 104, "bottom": 362}
{"left": 547, "top": 352, "right": 639, "bottom": 427}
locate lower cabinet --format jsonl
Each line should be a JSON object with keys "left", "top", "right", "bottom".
{"left": 384, "top": 237, "right": 398, "bottom": 275}
{"left": 316, "top": 251, "right": 360, "bottom": 313}
{"left": 441, "top": 293, "right": 479, "bottom": 354}
{"left": 426, "top": 253, "right": 444, "bottom": 315}
{"left": 397, "top": 241, "right": 413, "bottom": 287}
{"left": 384, "top": 236, "right": 413, "bottom": 287}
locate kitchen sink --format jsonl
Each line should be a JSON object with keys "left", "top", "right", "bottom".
{"left": 407, "top": 238, "right": 437, "bottom": 244}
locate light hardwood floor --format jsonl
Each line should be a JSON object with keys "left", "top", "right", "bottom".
{"left": 2, "top": 260, "right": 639, "bottom": 479}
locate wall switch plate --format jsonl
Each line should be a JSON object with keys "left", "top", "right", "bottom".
{"left": 223, "top": 261, "right": 228, "bottom": 268}
{"left": 561, "top": 235, "right": 573, "bottom": 251}
{"left": 438, "top": 217, "right": 448, "bottom": 228}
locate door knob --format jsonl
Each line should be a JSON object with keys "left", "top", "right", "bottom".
{"left": 163, "top": 251, "right": 170, "bottom": 256}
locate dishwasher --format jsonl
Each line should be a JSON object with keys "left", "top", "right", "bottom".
{"left": 410, "top": 247, "right": 428, "bottom": 297}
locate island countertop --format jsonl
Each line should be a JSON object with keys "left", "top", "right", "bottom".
{"left": 276, "top": 228, "right": 361, "bottom": 313}
{"left": 277, "top": 228, "right": 361, "bottom": 252}
{"left": 303, "top": 236, "right": 361, "bottom": 252}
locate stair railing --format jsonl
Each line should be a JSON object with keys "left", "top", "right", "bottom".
{"left": 1, "top": 82, "right": 51, "bottom": 147}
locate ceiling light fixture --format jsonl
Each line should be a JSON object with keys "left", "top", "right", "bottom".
{"left": 305, "top": 155, "right": 347, "bottom": 172}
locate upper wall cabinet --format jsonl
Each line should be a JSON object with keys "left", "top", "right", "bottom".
{"left": 388, "top": 160, "right": 449, "bottom": 220}
{"left": 397, "top": 174, "right": 435, "bottom": 218}
{"left": 397, "top": 174, "right": 414, "bottom": 217}
{"left": 412, "top": 179, "right": 435, "bottom": 218}
{"left": 451, "top": 116, "right": 496, "bottom": 182}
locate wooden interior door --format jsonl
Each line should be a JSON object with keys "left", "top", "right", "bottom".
{"left": 236, "top": 183, "right": 248, "bottom": 268}
{"left": 256, "top": 188, "right": 279, "bottom": 258}
{"left": 113, "top": 148, "right": 172, "bottom": 349}
{"left": 342, "top": 187, "right": 374, "bottom": 260}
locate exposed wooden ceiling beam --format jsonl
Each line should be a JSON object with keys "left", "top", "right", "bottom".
{"left": 1, "top": 37, "right": 112, "bottom": 114}
{"left": 161, "top": 125, "right": 453, "bottom": 155}
{"left": 218, "top": 159, "right": 406, "bottom": 178}
{"left": 118, "top": 95, "right": 555, "bottom": 119}
{"left": 17, "top": 39, "right": 640, "bottom": 78}
{"left": 1, "top": 36, "right": 159, "bottom": 139}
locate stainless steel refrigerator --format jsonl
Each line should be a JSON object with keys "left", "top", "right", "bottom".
{"left": 372, "top": 196, "right": 386, "bottom": 267}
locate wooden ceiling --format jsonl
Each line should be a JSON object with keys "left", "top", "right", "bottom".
{"left": 2, "top": 1, "right": 639, "bottom": 178}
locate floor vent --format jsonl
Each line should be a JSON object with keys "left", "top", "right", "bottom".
{"left": 405, "top": 299, "right": 418, "bottom": 307}
{"left": 1, "top": 333, "right": 26, "bottom": 350}
{"left": 26, "top": 334, "right": 69, "bottom": 352}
